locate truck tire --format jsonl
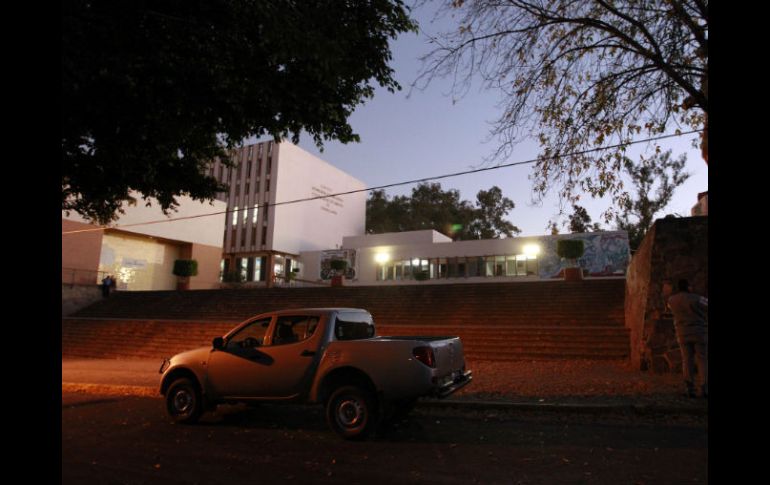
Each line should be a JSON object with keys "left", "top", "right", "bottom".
{"left": 165, "top": 378, "right": 203, "bottom": 424}
{"left": 326, "top": 385, "right": 377, "bottom": 440}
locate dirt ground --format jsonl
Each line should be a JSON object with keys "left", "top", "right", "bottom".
{"left": 455, "top": 359, "right": 693, "bottom": 406}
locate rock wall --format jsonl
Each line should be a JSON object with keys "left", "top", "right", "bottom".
{"left": 625, "top": 216, "right": 708, "bottom": 372}
{"left": 62, "top": 283, "right": 103, "bottom": 317}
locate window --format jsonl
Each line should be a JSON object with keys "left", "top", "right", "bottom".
{"left": 252, "top": 204, "right": 259, "bottom": 224}
{"left": 457, "top": 258, "right": 467, "bottom": 278}
{"left": 232, "top": 207, "right": 238, "bottom": 226}
{"left": 334, "top": 318, "right": 374, "bottom": 341}
{"left": 506, "top": 256, "right": 517, "bottom": 276}
{"left": 252, "top": 256, "right": 262, "bottom": 281}
{"left": 272, "top": 315, "right": 319, "bottom": 345}
{"left": 239, "top": 258, "right": 248, "bottom": 280}
{"left": 226, "top": 318, "right": 271, "bottom": 351}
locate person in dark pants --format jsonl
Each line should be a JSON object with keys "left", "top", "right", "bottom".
{"left": 663, "top": 278, "right": 708, "bottom": 398}
{"left": 101, "top": 275, "right": 113, "bottom": 298}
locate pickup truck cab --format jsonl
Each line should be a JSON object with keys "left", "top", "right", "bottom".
{"left": 159, "top": 308, "right": 472, "bottom": 439}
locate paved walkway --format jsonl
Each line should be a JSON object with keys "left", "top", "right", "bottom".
{"left": 61, "top": 358, "right": 707, "bottom": 415}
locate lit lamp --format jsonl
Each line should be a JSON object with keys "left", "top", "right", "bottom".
{"left": 375, "top": 252, "right": 390, "bottom": 264}
{"left": 523, "top": 244, "right": 540, "bottom": 259}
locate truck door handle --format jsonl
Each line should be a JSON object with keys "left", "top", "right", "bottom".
{"left": 301, "top": 350, "right": 316, "bottom": 357}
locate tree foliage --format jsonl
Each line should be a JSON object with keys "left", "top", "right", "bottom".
{"left": 417, "top": 0, "right": 707, "bottom": 217}
{"left": 568, "top": 204, "right": 602, "bottom": 233}
{"left": 366, "top": 183, "right": 519, "bottom": 240}
{"left": 614, "top": 149, "right": 690, "bottom": 250}
{"left": 63, "top": 0, "right": 416, "bottom": 224}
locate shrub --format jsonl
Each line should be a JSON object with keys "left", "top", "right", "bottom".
{"left": 556, "top": 239, "right": 585, "bottom": 263}
{"left": 173, "top": 259, "right": 198, "bottom": 277}
{"left": 414, "top": 270, "right": 430, "bottom": 281}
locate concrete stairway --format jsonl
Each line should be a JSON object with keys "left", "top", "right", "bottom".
{"left": 63, "top": 279, "right": 629, "bottom": 361}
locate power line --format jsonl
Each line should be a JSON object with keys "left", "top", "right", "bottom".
{"left": 62, "top": 129, "right": 702, "bottom": 235}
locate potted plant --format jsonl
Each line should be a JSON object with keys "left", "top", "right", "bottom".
{"left": 221, "top": 270, "right": 245, "bottom": 288}
{"left": 286, "top": 267, "right": 300, "bottom": 285}
{"left": 329, "top": 260, "right": 348, "bottom": 287}
{"left": 173, "top": 259, "right": 198, "bottom": 290}
{"left": 556, "top": 239, "right": 585, "bottom": 282}
{"left": 414, "top": 270, "right": 430, "bottom": 281}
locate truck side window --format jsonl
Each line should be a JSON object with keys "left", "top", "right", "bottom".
{"left": 335, "top": 319, "right": 375, "bottom": 340}
{"left": 226, "top": 318, "right": 271, "bottom": 350}
{"left": 272, "top": 316, "right": 319, "bottom": 345}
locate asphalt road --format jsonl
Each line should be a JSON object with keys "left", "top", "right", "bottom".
{"left": 62, "top": 393, "right": 707, "bottom": 485}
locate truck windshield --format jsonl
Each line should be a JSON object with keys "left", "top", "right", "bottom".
{"left": 334, "top": 313, "right": 375, "bottom": 341}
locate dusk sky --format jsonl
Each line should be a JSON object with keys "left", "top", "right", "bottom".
{"left": 250, "top": 4, "right": 708, "bottom": 237}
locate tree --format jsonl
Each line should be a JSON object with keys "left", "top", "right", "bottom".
{"left": 568, "top": 205, "right": 602, "bottom": 233}
{"left": 63, "top": 0, "right": 416, "bottom": 224}
{"left": 614, "top": 150, "right": 690, "bottom": 250}
{"left": 366, "top": 183, "right": 519, "bottom": 240}
{"left": 416, "top": 0, "right": 707, "bottom": 218}
{"left": 468, "top": 186, "right": 520, "bottom": 239}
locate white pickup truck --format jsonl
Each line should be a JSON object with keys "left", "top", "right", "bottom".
{"left": 159, "top": 308, "right": 472, "bottom": 439}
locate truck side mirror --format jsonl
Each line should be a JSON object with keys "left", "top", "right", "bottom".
{"left": 212, "top": 337, "right": 225, "bottom": 350}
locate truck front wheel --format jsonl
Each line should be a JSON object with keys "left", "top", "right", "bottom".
{"left": 326, "top": 385, "right": 377, "bottom": 440}
{"left": 165, "top": 377, "right": 203, "bottom": 424}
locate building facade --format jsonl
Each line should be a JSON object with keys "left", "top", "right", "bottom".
{"left": 62, "top": 193, "right": 227, "bottom": 291}
{"left": 299, "top": 230, "right": 631, "bottom": 286}
{"left": 206, "top": 141, "right": 366, "bottom": 285}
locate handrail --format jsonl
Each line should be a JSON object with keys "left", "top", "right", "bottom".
{"left": 61, "top": 267, "right": 108, "bottom": 287}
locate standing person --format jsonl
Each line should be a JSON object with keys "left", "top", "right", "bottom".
{"left": 109, "top": 274, "right": 117, "bottom": 293}
{"left": 101, "top": 274, "right": 112, "bottom": 298}
{"left": 663, "top": 278, "right": 708, "bottom": 398}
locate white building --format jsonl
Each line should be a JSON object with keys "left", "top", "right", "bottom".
{"left": 206, "top": 141, "right": 366, "bottom": 284}
{"left": 299, "top": 230, "right": 631, "bottom": 286}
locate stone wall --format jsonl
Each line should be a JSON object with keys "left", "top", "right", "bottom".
{"left": 625, "top": 216, "right": 708, "bottom": 372}
{"left": 62, "top": 283, "right": 103, "bottom": 317}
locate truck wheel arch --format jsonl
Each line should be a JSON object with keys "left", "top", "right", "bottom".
{"left": 317, "top": 366, "right": 377, "bottom": 405}
{"left": 161, "top": 368, "right": 201, "bottom": 396}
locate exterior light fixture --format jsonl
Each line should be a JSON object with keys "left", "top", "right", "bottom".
{"left": 412, "top": 258, "right": 421, "bottom": 266}
{"left": 375, "top": 252, "right": 390, "bottom": 264}
{"left": 523, "top": 244, "right": 540, "bottom": 259}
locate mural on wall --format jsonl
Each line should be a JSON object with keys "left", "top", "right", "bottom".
{"left": 320, "top": 249, "right": 357, "bottom": 281}
{"left": 537, "top": 232, "right": 631, "bottom": 278}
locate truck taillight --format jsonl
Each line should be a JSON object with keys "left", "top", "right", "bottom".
{"left": 413, "top": 346, "right": 435, "bottom": 368}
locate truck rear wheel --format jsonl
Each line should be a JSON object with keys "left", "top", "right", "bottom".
{"left": 326, "top": 385, "right": 377, "bottom": 440}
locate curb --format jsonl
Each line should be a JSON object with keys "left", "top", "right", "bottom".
{"left": 418, "top": 399, "right": 708, "bottom": 416}
{"left": 62, "top": 382, "right": 158, "bottom": 398}
{"left": 61, "top": 382, "right": 706, "bottom": 416}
